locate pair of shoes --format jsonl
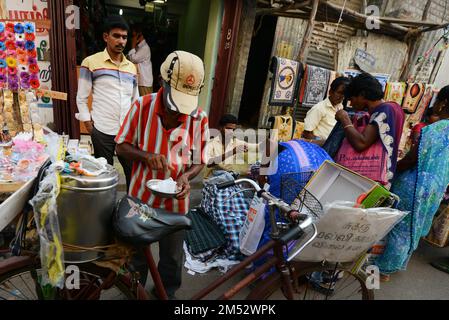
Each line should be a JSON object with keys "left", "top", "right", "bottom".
{"left": 151, "top": 287, "right": 178, "bottom": 300}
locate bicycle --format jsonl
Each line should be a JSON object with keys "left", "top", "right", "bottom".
{"left": 0, "top": 178, "right": 373, "bottom": 300}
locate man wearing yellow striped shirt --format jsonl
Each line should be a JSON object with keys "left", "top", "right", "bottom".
{"left": 76, "top": 16, "right": 138, "bottom": 189}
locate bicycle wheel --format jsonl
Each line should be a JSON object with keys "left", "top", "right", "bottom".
{"left": 0, "top": 257, "right": 137, "bottom": 300}
{"left": 247, "top": 261, "right": 374, "bottom": 300}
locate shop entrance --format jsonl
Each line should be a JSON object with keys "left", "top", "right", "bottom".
{"left": 238, "top": 15, "right": 277, "bottom": 128}
{"left": 75, "top": 0, "right": 212, "bottom": 133}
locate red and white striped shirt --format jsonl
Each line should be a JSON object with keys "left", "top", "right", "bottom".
{"left": 115, "top": 89, "right": 209, "bottom": 214}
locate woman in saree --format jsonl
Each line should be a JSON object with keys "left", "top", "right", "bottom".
{"left": 375, "top": 86, "right": 449, "bottom": 281}
{"left": 335, "top": 73, "right": 405, "bottom": 188}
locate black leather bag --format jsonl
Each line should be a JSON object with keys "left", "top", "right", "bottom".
{"left": 113, "top": 195, "right": 192, "bottom": 246}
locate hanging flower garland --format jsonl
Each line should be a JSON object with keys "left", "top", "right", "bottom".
{"left": 0, "top": 22, "right": 39, "bottom": 90}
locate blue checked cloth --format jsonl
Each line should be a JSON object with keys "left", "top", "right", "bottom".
{"left": 201, "top": 171, "right": 251, "bottom": 260}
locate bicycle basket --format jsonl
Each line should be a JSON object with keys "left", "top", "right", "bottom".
{"left": 281, "top": 172, "right": 324, "bottom": 221}
{"left": 280, "top": 172, "right": 313, "bottom": 205}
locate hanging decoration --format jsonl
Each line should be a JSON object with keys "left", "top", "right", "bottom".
{"left": 0, "top": 21, "right": 39, "bottom": 91}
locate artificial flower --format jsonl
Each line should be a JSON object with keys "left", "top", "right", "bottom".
{"left": 20, "top": 71, "right": 29, "bottom": 79}
{"left": 0, "top": 59, "right": 5, "bottom": 69}
{"left": 25, "top": 33, "right": 35, "bottom": 41}
{"left": 6, "top": 57, "right": 16, "bottom": 68}
{"left": 20, "top": 79, "right": 30, "bottom": 89}
{"left": 0, "top": 42, "right": 5, "bottom": 51}
{"left": 30, "top": 79, "right": 39, "bottom": 89}
{"left": 16, "top": 48, "right": 25, "bottom": 56}
{"left": 0, "top": 51, "right": 5, "bottom": 59}
{"left": 30, "top": 73, "right": 38, "bottom": 81}
{"left": 6, "top": 23, "right": 15, "bottom": 33}
{"left": 0, "top": 33, "right": 5, "bottom": 42}
{"left": 0, "top": 74, "right": 5, "bottom": 82}
{"left": 18, "top": 56, "right": 27, "bottom": 65}
{"left": 8, "top": 74, "right": 18, "bottom": 83}
{"left": 28, "top": 57, "right": 37, "bottom": 65}
{"left": 14, "top": 23, "right": 24, "bottom": 34}
{"left": 16, "top": 34, "right": 25, "bottom": 41}
{"left": 5, "top": 40, "right": 15, "bottom": 50}
{"left": 24, "top": 23, "right": 35, "bottom": 34}
{"left": 25, "top": 41, "right": 35, "bottom": 51}
{"left": 8, "top": 81, "right": 19, "bottom": 91}
{"left": 8, "top": 67, "right": 17, "bottom": 75}
{"left": 6, "top": 49, "right": 16, "bottom": 58}
{"left": 27, "top": 49, "right": 37, "bottom": 58}
{"left": 0, "top": 23, "right": 4, "bottom": 33}
{"left": 16, "top": 40, "right": 25, "bottom": 50}
{"left": 5, "top": 31, "right": 14, "bottom": 41}
{"left": 29, "top": 64, "right": 39, "bottom": 74}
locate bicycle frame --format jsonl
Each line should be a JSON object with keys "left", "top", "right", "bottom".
{"left": 140, "top": 179, "right": 318, "bottom": 300}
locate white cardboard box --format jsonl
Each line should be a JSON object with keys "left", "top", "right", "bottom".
{"left": 305, "top": 161, "right": 378, "bottom": 207}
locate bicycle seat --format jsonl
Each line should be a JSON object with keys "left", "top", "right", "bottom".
{"left": 113, "top": 196, "right": 192, "bottom": 246}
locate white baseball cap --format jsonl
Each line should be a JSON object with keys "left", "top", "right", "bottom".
{"left": 160, "top": 51, "right": 205, "bottom": 115}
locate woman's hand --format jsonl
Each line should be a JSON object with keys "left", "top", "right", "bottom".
{"left": 335, "top": 110, "right": 351, "bottom": 126}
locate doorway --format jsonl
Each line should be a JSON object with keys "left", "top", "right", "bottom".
{"left": 238, "top": 15, "right": 277, "bottom": 128}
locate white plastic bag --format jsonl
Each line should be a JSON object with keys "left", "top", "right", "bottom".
{"left": 239, "top": 196, "right": 266, "bottom": 256}
{"left": 292, "top": 201, "right": 407, "bottom": 263}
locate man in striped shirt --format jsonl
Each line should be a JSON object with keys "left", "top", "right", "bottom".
{"left": 115, "top": 51, "right": 209, "bottom": 298}
{"left": 76, "top": 16, "right": 138, "bottom": 189}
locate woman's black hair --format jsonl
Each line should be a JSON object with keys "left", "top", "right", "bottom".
{"left": 103, "top": 15, "right": 130, "bottom": 34}
{"left": 436, "top": 85, "right": 449, "bottom": 114}
{"left": 219, "top": 114, "right": 238, "bottom": 127}
{"left": 330, "top": 76, "right": 350, "bottom": 92}
{"left": 345, "top": 73, "right": 384, "bottom": 101}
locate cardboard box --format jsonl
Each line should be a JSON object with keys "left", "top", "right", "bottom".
{"left": 305, "top": 161, "right": 378, "bottom": 207}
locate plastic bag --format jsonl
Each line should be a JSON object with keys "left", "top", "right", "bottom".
{"left": 292, "top": 201, "right": 408, "bottom": 263}
{"left": 239, "top": 196, "right": 266, "bottom": 256}
{"left": 29, "top": 163, "right": 65, "bottom": 289}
